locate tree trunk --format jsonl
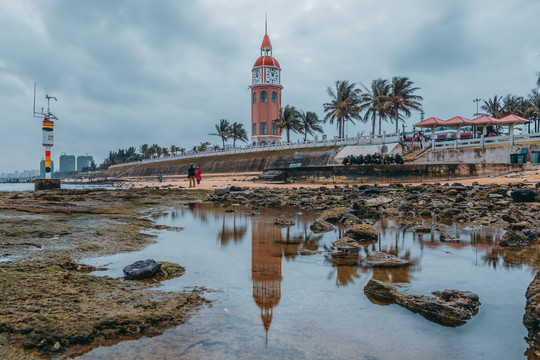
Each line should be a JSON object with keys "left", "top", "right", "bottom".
{"left": 378, "top": 114, "right": 382, "bottom": 135}
{"left": 395, "top": 115, "right": 399, "bottom": 133}
{"left": 287, "top": 129, "right": 290, "bottom": 143}
{"left": 372, "top": 113, "right": 376, "bottom": 136}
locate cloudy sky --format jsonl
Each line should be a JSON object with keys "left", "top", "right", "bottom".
{"left": 1, "top": 0, "right": 539, "bottom": 172}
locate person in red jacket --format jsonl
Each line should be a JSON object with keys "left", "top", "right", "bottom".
{"left": 195, "top": 165, "right": 202, "bottom": 185}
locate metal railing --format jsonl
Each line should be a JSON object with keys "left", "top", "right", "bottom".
{"left": 109, "top": 132, "right": 402, "bottom": 169}
{"left": 433, "top": 132, "right": 540, "bottom": 151}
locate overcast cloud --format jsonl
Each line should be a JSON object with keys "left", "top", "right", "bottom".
{"left": 1, "top": 0, "right": 539, "bottom": 172}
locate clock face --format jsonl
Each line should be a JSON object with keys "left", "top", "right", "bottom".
{"left": 253, "top": 68, "right": 262, "bottom": 84}
{"left": 266, "top": 67, "right": 279, "bottom": 84}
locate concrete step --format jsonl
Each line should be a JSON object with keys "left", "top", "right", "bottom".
{"left": 257, "top": 170, "right": 286, "bottom": 182}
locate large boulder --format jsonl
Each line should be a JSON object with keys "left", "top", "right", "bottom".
{"left": 319, "top": 207, "right": 349, "bottom": 224}
{"left": 345, "top": 224, "right": 378, "bottom": 241}
{"left": 310, "top": 219, "right": 335, "bottom": 233}
{"left": 511, "top": 189, "right": 537, "bottom": 203}
{"left": 363, "top": 251, "right": 409, "bottom": 267}
{"left": 274, "top": 214, "right": 295, "bottom": 227}
{"left": 364, "top": 279, "right": 480, "bottom": 327}
{"left": 123, "top": 259, "right": 162, "bottom": 280}
{"left": 332, "top": 236, "right": 374, "bottom": 251}
{"left": 525, "top": 272, "right": 540, "bottom": 357}
{"left": 499, "top": 230, "right": 528, "bottom": 247}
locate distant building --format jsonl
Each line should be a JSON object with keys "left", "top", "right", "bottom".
{"left": 40, "top": 160, "right": 54, "bottom": 178}
{"left": 77, "top": 155, "right": 94, "bottom": 172}
{"left": 59, "top": 154, "right": 76, "bottom": 172}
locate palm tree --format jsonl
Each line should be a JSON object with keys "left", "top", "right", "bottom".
{"left": 229, "top": 122, "right": 248, "bottom": 147}
{"left": 480, "top": 96, "right": 504, "bottom": 118}
{"left": 386, "top": 76, "right": 423, "bottom": 133}
{"left": 178, "top": 147, "right": 186, "bottom": 155}
{"left": 170, "top": 145, "right": 177, "bottom": 156}
{"left": 360, "top": 79, "right": 391, "bottom": 135}
{"left": 162, "top": 147, "right": 170, "bottom": 157}
{"left": 139, "top": 144, "right": 150, "bottom": 159}
{"left": 323, "top": 81, "right": 363, "bottom": 139}
{"left": 149, "top": 144, "right": 160, "bottom": 158}
{"left": 298, "top": 111, "right": 323, "bottom": 141}
{"left": 210, "top": 119, "right": 231, "bottom": 149}
{"left": 273, "top": 105, "right": 302, "bottom": 143}
{"left": 197, "top": 141, "right": 210, "bottom": 152}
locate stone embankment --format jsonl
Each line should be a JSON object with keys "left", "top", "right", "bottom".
{"left": 101, "top": 147, "right": 338, "bottom": 177}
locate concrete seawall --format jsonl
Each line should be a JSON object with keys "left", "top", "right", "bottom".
{"left": 274, "top": 163, "right": 526, "bottom": 183}
{"left": 101, "top": 147, "right": 338, "bottom": 177}
{"left": 414, "top": 144, "right": 540, "bottom": 164}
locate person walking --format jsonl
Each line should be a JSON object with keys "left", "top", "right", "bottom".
{"left": 187, "top": 164, "right": 196, "bottom": 187}
{"left": 195, "top": 165, "right": 202, "bottom": 185}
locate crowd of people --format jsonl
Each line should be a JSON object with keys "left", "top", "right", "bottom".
{"left": 341, "top": 152, "right": 404, "bottom": 166}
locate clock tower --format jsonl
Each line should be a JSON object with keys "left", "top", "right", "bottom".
{"left": 250, "top": 24, "right": 282, "bottom": 146}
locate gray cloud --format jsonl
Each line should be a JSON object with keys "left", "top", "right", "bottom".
{"left": 1, "top": 0, "right": 539, "bottom": 172}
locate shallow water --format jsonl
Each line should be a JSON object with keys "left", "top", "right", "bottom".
{"left": 0, "top": 182, "right": 119, "bottom": 192}
{"left": 80, "top": 204, "right": 536, "bottom": 360}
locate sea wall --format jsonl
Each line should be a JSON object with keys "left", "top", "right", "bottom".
{"left": 274, "top": 163, "right": 526, "bottom": 183}
{"left": 101, "top": 147, "right": 338, "bottom": 177}
{"left": 414, "top": 144, "right": 540, "bottom": 164}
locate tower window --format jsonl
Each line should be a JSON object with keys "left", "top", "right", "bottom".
{"left": 253, "top": 92, "right": 256, "bottom": 104}
{"left": 261, "top": 91, "right": 267, "bottom": 103}
{"left": 253, "top": 123, "right": 257, "bottom": 135}
{"left": 261, "top": 122, "right": 267, "bottom": 134}
{"left": 272, "top": 91, "right": 277, "bottom": 103}
{"left": 272, "top": 122, "right": 277, "bottom": 135}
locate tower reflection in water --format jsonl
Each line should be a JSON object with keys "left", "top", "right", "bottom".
{"left": 251, "top": 217, "right": 282, "bottom": 344}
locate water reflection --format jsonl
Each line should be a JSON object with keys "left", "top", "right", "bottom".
{"left": 80, "top": 203, "right": 537, "bottom": 359}
{"left": 251, "top": 219, "right": 282, "bottom": 340}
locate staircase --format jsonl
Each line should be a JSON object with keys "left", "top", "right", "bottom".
{"left": 257, "top": 170, "right": 286, "bottom": 182}
{"left": 403, "top": 147, "right": 431, "bottom": 162}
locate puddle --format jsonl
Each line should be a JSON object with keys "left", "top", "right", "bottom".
{"left": 80, "top": 204, "right": 536, "bottom": 359}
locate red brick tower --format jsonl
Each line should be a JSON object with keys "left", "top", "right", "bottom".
{"left": 250, "top": 24, "right": 282, "bottom": 146}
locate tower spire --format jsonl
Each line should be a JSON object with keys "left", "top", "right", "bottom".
{"left": 265, "top": 12, "right": 267, "bottom": 35}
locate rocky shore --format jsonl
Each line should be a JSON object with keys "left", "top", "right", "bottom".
{"left": 0, "top": 188, "right": 211, "bottom": 359}
{"left": 1, "top": 180, "right": 539, "bottom": 358}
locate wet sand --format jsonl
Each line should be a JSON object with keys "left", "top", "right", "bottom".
{"left": 102, "top": 168, "right": 540, "bottom": 190}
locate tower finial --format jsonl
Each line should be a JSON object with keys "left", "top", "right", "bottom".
{"left": 265, "top": 12, "right": 267, "bottom": 35}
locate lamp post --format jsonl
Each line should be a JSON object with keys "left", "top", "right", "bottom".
{"left": 473, "top": 98, "right": 481, "bottom": 138}
{"left": 473, "top": 98, "right": 481, "bottom": 117}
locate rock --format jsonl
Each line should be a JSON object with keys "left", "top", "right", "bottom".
{"left": 363, "top": 251, "right": 409, "bottom": 267}
{"left": 319, "top": 207, "right": 349, "bottom": 224}
{"left": 214, "top": 188, "right": 231, "bottom": 196}
{"left": 364, "top": 279, "right": 480, "bottom": 327}
{"left": 525, "top": 272, "right": 540, "bottom": 357}
{"left": 488, "top": 193, "right": 503, "bottom": 198}
{"left": 123, "top": 259, "right": 162, "bottom": 280}
{"left": 364, "top": 197, "right": 393, "bottom": 207}
{"left": 499, "top": 231, "right": 528, "bottom": 247}
{"left": 310, "top": 219, "right": 335, "bottom": 233}
{"left": 523, "top": 229, "right": 540, "bottom": 241}
{"left": 224, "top": 209, "right": 236, "bottom": 213}
{"left": 152, "top": 261, "right": 185, "bottom": 280}
{"left": 511, "top": 189, "right": 537, "bottom": 203}
{"left": 345, "top": 224, "right": 378, "bottom": 240}
{"left": 411, "top": 225, "right": 432, "bottom": 233}
{"left": 274, "top": 214, "right": 295, "bottom": 227}
{"left": 230, "top": 186, "right": 242, "bottom": 191}
{"left": 332, "top": 236, "right": 374, "bottom": 251}
{"left": 339, "top": 213, "right": 361, "bottom": 226}
{"left": 510, "top": 222, "right": 528, "bottom": 231}
{"left": 298, "top": 249, "right": 322, "bottom": 255}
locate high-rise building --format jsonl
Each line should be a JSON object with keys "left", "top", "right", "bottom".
{"left": 77, "top": 155, "right": 94, "bottom": 172}
{"left": 59, "top": 154, "right": 76, "bottom": 172}
{"left": 250, "top": 24, "right": 282, "bottom": 147}
{"left": 40, "top": 160, "right": 54, "bottom": 178}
